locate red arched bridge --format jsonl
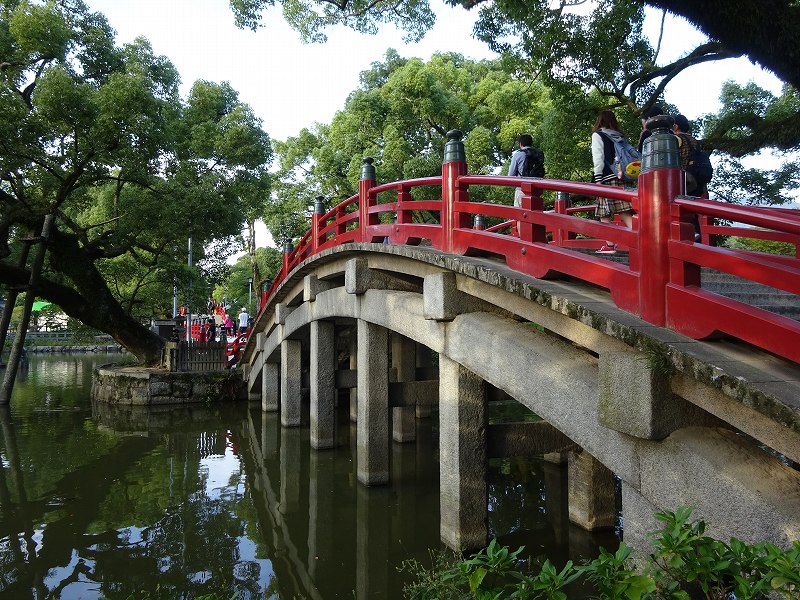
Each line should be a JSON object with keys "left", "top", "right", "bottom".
{"left": 241, "top": 126, "right": 800, "bottom": 555}
{"left": 259, "top": 129, "right": 800, "bottom": 364}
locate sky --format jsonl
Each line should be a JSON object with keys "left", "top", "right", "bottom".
{"left": 84, "top": 0, "right": 782, "bottom": 141}
{"left": 83, "top": 0, "right": 785, "bottom": 247}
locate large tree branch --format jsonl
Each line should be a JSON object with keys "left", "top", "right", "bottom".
{"left": 704, "top": 111, "right": 800, "bottom": 157}
{"left": 0, "top": 230, "right": 165, "bottom": 364}
{"left": 647, "top": 0, "right": 800, "bottom": 89}
{"left": 627, "top": 41, "right": 739, "bottom": 101}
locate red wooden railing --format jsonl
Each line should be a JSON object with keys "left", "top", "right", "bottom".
{"left": 261, "top": 130, "right": 800, "bottom": 364}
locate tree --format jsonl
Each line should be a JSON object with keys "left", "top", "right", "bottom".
{"left": 230, "top": 0, "right": 800, "bottom": 165}
{"left": 0, "top": 0, "right": 272, "bottom": 364}
{"left": 264, "top": 51, "right": 632, "bottom": 248}
{"left": 230, "top": 0, "right": 800, "bottom": 91}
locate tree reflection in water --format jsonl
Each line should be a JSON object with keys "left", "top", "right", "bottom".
{"left": 0, "top": 354, "right": 618, "bottom": 599}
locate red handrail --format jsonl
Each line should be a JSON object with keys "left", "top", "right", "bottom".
{"left": 259, "top": 156, "right": 800, "bottom": 364}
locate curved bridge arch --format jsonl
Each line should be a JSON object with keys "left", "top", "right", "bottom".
{"left": 244, "top": 243, "right": 800, "bottom": 553}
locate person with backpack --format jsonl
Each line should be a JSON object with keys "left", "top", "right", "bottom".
{"left": 672, "top": 114, "right": 712, "bottom": 197}
{"left": 591, "top": 110, "right": 638, "bottom": 255}
{"left": 508, "top": 133, "right": 545, "bottom": 208}
{"left": 637, "top": 105, "right": 664, "bottom": 152}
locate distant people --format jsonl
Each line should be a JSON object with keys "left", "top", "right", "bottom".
{"left": 238, "top": 307, "right": 249, "bottom": 335}
{"left": 207, "top": 317, "right": 217, "bottom": 343}
{"left": 223, "top": 315, "right": 233, "bottom": 338}
{"left": 507, "top": 133, "right": 545, "bottom": 209}
{"left": 638, "top": 104, "right": 663, "bottom": 152}
{"left": 591, "top": 110, "right": 635, "bottom": 255}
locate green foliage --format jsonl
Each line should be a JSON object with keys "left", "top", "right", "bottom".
{"left": 0, "top": 0, "right": 272, "bottom": 361}
{"left": 230, "top": 0, "right": 435, "bottom": 42}
{"left": 401, "top": 508, "right": 800, "bottom": 599}
{"left": 725, "top": 235, "right": 796, "bottom": 256}
{"left": 268, "top": 51, "right": 612, "bottom": 244}
{"left": 580, "top": 543, "right": 657, "bottom": 599}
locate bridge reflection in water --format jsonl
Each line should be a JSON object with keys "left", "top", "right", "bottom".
{"left": 0, "top": 355, "right": 617, "bottom": 599}
{"left": 236, "top": 406, "right": 618, "bottom": 599}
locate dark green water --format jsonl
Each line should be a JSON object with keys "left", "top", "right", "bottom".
{"left": 0, "top": 353, "right": 618, "bottom": 599}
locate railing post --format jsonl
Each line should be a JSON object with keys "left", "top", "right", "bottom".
{"left": 553, "top": 191, "right": 571, "bottom": 246}
{"left": 473, "top": 214, "right": 485, "bottom": 231}
{"left": 359, "top": 157, "right": 378, "bottom": 243}
{"left": 282, "top": 238, "right": 293, "bottom": 275}
{"left": 638, "top": 115, "right": 682, "bottom": 326}
{"left": 312, "top": 195, "right": 325, "bottom": 252}
{"left": 442, "top": 129, "right": 469, "bottom": 253}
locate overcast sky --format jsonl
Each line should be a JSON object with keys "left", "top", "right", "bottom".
{"left": 84, "top": 1, "right": 781, "bottom": 142}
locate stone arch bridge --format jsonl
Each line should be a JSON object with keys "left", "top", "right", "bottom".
{"left": 241, "top": 242, "right": 800, "bottom": 553}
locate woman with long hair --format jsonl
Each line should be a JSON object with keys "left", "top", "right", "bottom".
{"left": 591, "top": 110, "right": 634, "bottom": 255}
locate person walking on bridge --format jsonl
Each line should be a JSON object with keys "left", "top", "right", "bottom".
{"left": 238, "top": 307, "right": 249, "bottom": 335}
{"left": 591, "top": 110, "right": 635, "bottom": 255}
{"left": 508, "top": 133, "right": 545, "bottom": 209}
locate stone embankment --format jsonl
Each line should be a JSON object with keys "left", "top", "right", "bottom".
{"left": 92, "top": 364, "right": 246, "bottom": 406}
{"left": 26, "top": 344, "right": 124, "bottom": 353}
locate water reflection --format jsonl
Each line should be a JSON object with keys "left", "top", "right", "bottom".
{"left": 0, "top": 354, "right": 618, "bottom": 599}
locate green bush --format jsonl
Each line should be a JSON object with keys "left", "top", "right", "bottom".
{"left": 401, "top": 508, "right": 800, "bottom": 599}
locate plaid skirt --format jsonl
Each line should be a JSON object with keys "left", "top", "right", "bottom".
{"left": 595, "top": 197, "right": 633, "bottom": 219}
{"left": 595, "top": 177, "right": 633, "bottom": 218}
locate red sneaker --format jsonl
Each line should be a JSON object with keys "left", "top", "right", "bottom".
{"left": 595, "top": 244, "right": 617, "bottom": 255}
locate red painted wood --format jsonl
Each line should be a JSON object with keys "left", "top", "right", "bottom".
{"left": 260, "top": 167, "right": 800, "bottom": 365}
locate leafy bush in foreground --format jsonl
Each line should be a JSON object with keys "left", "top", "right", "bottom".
{"left": 401, "top": 507, "right": 800, "bottom": 599}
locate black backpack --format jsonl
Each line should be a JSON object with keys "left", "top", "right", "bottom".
{"left": 686, "top": 144, "right": 713, "bottom": 187}
{"left": 521, "top": 147, "right": 545, "bottom": 178}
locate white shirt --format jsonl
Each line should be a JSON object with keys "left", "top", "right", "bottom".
{"left": 238, "top": 311, "right": 249, "bottom": 327}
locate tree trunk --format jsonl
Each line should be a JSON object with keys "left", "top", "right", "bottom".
{"left": 0, "top": 232, "right": 35, "bottom": 363}
{"left": 0, "top": 227, "right": 166, "bottom": 366}
{"left": 0, "top": 215, "right": 54, "bottom": 404}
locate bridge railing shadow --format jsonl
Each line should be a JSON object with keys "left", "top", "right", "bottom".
{"left": 262, "top": 130, "right": 800, "bottom": 364}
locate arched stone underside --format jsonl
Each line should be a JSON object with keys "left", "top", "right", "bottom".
{"left": 243, "top": 243, "right": 800, "bottom": 553}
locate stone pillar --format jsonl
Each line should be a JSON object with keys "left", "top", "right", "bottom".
{"left": 568, "top": 450, "right": 616, "bottom": 530}
{"left": 439, "top": 355, "right": 487, "bottom": 552}
{"left": 310, "top": 320, "right": 336, "bottom": 449}
{"left": 391, "top": 333, "right": 416, "bottom": 443}
{"left": 620, "top": 481, "right": 661, "bottom": 557}
{"left": 262, "top": 362, "right": 280, "bottom": 412}
{"left": 542, "top": 460, "right": 568, "bottom": 546}
{"left": 415, "top": 343, "right": 433, "bottom": 418}
{"left": 281, "top": 338, "right": 302, "bottom": 427}
{"left": 356, "top": 319, "right": 390, "bottom": 486}
{"left": 349, "top": 330, "right": 358, "bottom": 423}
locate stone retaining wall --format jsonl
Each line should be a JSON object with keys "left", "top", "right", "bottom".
{"left": 27, "top": 345, "right": 124, "bottom": 353}
{"left": 92, "top": 364, "right": 246, "bottom": 406}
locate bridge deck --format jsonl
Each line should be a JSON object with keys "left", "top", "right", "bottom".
{"left": 245, "top": 243, "right": 800, "bottom": 446}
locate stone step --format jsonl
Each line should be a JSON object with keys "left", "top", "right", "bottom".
{"left": 703, "top": 291, "right": 800, "bottom": 306}
{"left": 570, "top": 250, "right": 800, "bottom": 321}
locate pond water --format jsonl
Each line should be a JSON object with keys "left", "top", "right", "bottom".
{"left": 0, "top": 353, "right": 619, "bottom": 599}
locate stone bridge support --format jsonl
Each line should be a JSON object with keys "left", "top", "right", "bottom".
{"left": 242, "top": 245, "right": 800, "bottom": 556}
{"left": 439, "top": 354, "right": 487, "bottom": 551}
{"left": 357, "top": 319, "right": 390, "bottom": 486}
{"left": 310, "top": 320, "right": 336, "bottom": 449}
{"left": 391, "top": 333, "right": 417, "bottom": 443}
